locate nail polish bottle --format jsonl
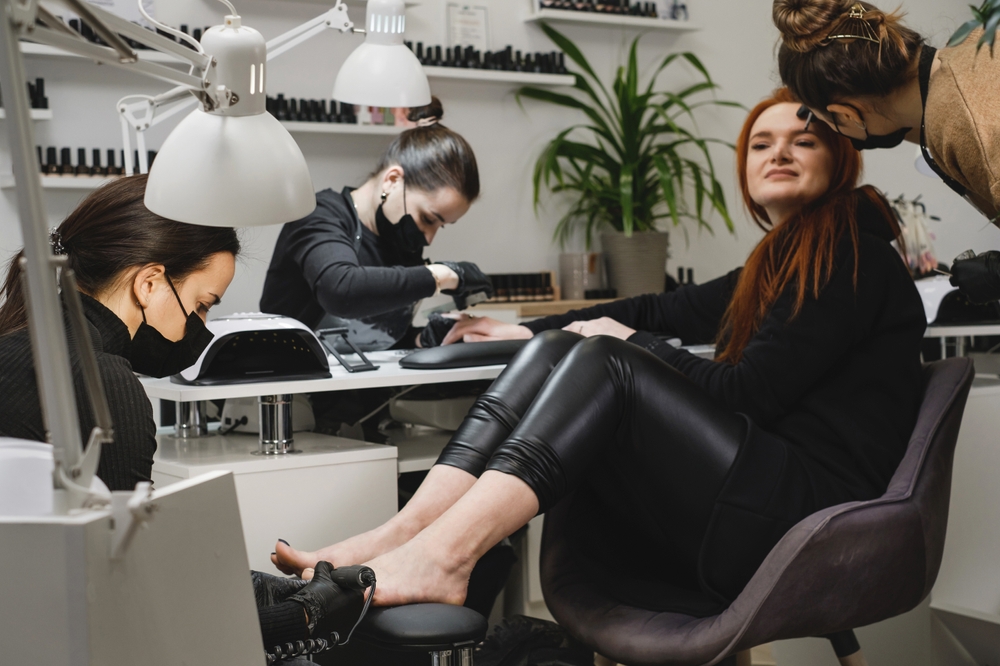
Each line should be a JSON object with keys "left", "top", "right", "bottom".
{"left": 434, "top": 45, "right": 443, "bottom": 67}
{"left": 68, "top": 18, "right": 81, "bottom": 33}
{"left": 60, "top": 148, "right": 74, "bottom": 176}
{"left": 26, "top": 81, "right": 35, "bottom": 109}
{"left": 147, "top": 150, "right": 157, "bottom": 168}
{"left": 106, "top": 149, "right": 118, "bottom": 176}
{"left": 36, "top": 78, "right": 48, "bottom": 110}
{"left": 133, "top": 150, "right": 141, "bottom": 175}
{"left": 416, "top": 42, "right": 425, "bottom": 65}
{"left": 36, "top": 146, "right": 43, "bottom": 173}
{"left": 91, "top": 148, "right": 104, "bottom": 177}
{"left": 76, "top": 148, "right": 88, "bottom": 176}
{"left": 46, "top": 147, "right": 59, "bottom": 175}
{"left": 81, "top": 20, "right": 95, "bottom": 43}
{"left": 193, "top": 27, "right": 202, "bottom": 42}
{"left": 686, "top": 267, "right": 694, "bottom": 285}
{"left": 677, "top": 266, "right": 685, "bottom": 285}
{"left": 288, "top": 98, "right": 298, "bottom": 121}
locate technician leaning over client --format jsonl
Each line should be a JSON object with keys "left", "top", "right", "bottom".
{"left": 773, "top": 0, "right": 1000, "bottom": 302}
{"left": 260, "top": 100, "right": 491, "bottom": 351}
{"left": 0, "top": 175, "right": 239, "bottom": 492}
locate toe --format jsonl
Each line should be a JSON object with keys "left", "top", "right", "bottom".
{"left": 273, "top": 540, "right": 319, "bottom": 575}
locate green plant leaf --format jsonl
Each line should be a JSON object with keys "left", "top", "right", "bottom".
{"left": 949, "top": 18, "right": 981, "bottom": 46}
{"left": 620, "top": 164, "right": 634, "bottom": 236}
{"left": 537, "top": 23, "right": 612, "bottom": 105}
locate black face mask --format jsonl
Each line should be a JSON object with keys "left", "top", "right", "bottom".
{"left": 374, "top": 185, "right": 428, "bottom": 266}
{"left": 828, "top": 105, "right": 911, "bottom": 151}
{"left": 848, "top": 126, "right": 913, "bottom": 151}
{"left": 130, "top": 275, "right": 214, "bottom": 378}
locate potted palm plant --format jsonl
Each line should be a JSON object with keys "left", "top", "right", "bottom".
{"left": 518, "top": 23, "right": 740, "bottom": 297}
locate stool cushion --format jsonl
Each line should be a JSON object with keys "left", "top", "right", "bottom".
{"left": 356, "top": 604, "right": 488, "bottom": 651}
{"left": 400, "top": 341, "right": 528, "bottom": 369}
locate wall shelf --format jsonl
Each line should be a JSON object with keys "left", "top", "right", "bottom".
{"left": 525, "top": 9, "right": 699, "bottom": 32}
{"left": 20, "top": 40, "right": 190, "bottom": 65}
{"left": 0, "top": 109, "right": 53, "bottom": 120}
{"left": 424, "top": 66, "right": 574, "bottom": 86}
{"left": 281, "top": 121, "right": 402, "bottom": 135}
{"left": 0, "top": 174, "right": 115, "bottom": 190}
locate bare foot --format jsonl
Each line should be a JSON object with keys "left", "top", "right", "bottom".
{"left": 271, "top": 524, "right": 416, "bottom": 576}
{"left": 364, "top": 534, "right": 475, "bottom": 607}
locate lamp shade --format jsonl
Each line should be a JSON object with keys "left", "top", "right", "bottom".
{"left": 145, "top": 108, "right": 315, "bottom": 227}
{"left": 333, "top": 0, "right": 430, "bottom": 108}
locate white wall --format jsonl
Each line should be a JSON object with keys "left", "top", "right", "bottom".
{"left": 2, "top": 0, "right": 996, "bottom": 316}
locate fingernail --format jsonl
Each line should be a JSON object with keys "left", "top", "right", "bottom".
{"left": 278, "top": 539, "right": 289, "bottom": 546}
{"left": 271, "top": 552, "right": 276, "bottom": 556}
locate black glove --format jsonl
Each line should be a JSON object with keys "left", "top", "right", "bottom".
{"left": 287, "top": 561, "right": 365, "bottom": 637}
{"left": 439, "top": 261, "right": 494, "bottom": 310}
{"left": 251, "top": 570, "right": 308, "bottom": 609}
{"left": 950, "top": 251, "right": 1000, "bottom": 304}
{"left": 419, "top": 312, "right": 458, "bottom": 348}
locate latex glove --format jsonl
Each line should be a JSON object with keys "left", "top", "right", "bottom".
{"left": 287, "top": 561, "right": 364, "bottom": 637}
{"left": 251, "top": 570, "right": 307, "bottom": 609}
{"left": 439, "top": 261, "right": 494, "bottom": 310}
{"left": 419, "top": 312, "right": 458, "bottom": 348}
{"left": 950, "top": 251, "right": 1000, "bottom": 304}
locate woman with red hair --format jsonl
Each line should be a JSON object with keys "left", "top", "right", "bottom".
{"left": 274, "top": 90, "right": 925, "bottom": 609}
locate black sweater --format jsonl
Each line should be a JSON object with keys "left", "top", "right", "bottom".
{"left": 525, "top": 211, "right": 926, "bottom": 501}
{"left": 0, "top": 295, "right": 156, "bottom": 491}
{"left": 260, "top": 188, "right": 436, "bottom": 350}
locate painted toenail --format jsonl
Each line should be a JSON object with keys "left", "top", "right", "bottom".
{"left": 278, "top": 539, "right": 290, "bottom": 546}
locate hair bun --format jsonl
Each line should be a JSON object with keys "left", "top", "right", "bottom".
{"left": 407, "top": 95, "right": 444, "bottom": 125}
{"left": 773, "top": 0, "right": 850, "bottom": 51}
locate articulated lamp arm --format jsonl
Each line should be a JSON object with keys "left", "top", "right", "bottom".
{"left": 120, "top": 2, "right": 362, "bottom": 175}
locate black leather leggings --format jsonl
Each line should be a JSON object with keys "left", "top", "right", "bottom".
{"left": 436, "top": 330, "right": 748, "bottom": 567}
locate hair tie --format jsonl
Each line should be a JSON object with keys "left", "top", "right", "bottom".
{"left": 49, "top": 229, "right": 67, "bottom": 256}
{"left": 416, "top": 116, "right": 440, "bottom": 128}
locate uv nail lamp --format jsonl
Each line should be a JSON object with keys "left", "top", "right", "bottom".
{"left": 172, "top": 313, "right": 331, "bottom": 385}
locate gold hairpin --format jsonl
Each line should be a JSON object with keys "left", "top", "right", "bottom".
{"left": 822, "top": 2, "right": 881, "bottom": 45}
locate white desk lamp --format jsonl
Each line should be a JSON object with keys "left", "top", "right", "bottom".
{"left": 0, "top": 0, "right": 423, "bottom": 662}
{"left": 118, "top": 0, "right": 431, "bottom": 190}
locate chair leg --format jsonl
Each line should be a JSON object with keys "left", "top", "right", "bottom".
{"left": 824, "top": 630, "right": 870, "bottom": 666}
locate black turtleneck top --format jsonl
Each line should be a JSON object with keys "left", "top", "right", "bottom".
{"left": 0, "top": 294, "right": 156, "bottom": 491}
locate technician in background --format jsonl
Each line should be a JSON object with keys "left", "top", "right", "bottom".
{"left": 0, "top": 175, "right": 240, "bottom": 491}
{"left": 260, "top": 99, "right": 492, "bottom": 352}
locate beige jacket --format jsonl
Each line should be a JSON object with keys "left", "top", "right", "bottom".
{"left": 924, "top": 29, "right": 1000, "bottom": 221}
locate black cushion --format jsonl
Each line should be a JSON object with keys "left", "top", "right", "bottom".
{"left": 355, "top": 604, "right": 488, "bottom": 651}
{"left": 400, "top": 340, "right": 528, "bottom": 369}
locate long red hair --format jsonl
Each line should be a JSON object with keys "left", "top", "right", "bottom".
{"left": 715, "top": 88, "right": 898, "bottom": 364}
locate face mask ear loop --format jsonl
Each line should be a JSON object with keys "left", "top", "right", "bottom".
{"left": 402, "top": 179, "right": 408, "bottom": 217}
{"left": 164, "top": 274, "right": 189, "bottom": 317}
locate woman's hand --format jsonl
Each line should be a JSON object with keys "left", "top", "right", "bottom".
{"left": 441, "top": 315, "right": 533, "bottom": 345}
{"left": 562, "top": 317, "right": 636, "bottom": 340}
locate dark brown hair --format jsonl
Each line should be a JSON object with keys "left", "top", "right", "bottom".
{"left": 373, "top": 105, "right": 480, "bottom": 203}
{"left": 0, "top": 174, "right": 240, "bottom": 335}
{"left": 774, "top": 0, "right": 924, "bottom": 113}
{"left": 716, "top": 88, "right": 899, "bottom": 364}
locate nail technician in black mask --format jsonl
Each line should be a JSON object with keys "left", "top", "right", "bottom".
{"left": 0, "top": 175, "right": 240, "bottom": 491}
{"left": 260, "top": 98, "right": 491, "bottom": 353}
{"left": 774, "top": 0, "right": 1000, "bottom": 303}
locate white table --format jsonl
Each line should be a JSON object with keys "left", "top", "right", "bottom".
{"left": 924, "top": 324, "right": 1000, "bottom": 359}
{"left": 142, "top": 350, "right": 506, "bottom": 572}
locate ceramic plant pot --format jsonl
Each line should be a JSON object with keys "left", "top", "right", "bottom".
{"left": 600, "top": 230, "right": 669, "bottom": 298}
